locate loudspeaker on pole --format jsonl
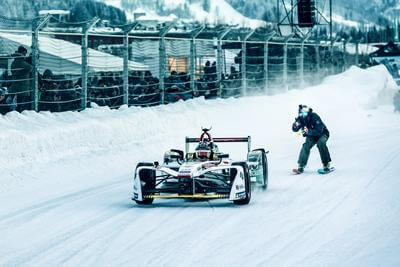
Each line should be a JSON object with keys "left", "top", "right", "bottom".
{"left": 297, "top": 0, "right": 316, "bottom": 27}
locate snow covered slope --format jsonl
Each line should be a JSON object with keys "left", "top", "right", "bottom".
{"left": 104, "top": 0, "right": 266, "bottom": 28}
{"left": 0, "top": 65, "right": 400, "bottom": 266}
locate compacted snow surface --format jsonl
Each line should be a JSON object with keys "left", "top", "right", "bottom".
{"left": 0, "top": 66, "right": 400, "bottom": 266}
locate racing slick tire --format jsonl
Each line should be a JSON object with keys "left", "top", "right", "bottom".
{"left": 135, "top": 162, "right": 156, "bottom": 205}
{"left": 232, "top": 162, "right": 251, "bottom": 205}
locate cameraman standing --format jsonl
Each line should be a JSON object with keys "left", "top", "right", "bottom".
{"left": 292, "top": 105, "right": 332, "bottom": 174}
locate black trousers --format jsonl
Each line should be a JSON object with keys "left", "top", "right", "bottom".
{"left": 298, "top": 134, "right": 331, "bottom": 167}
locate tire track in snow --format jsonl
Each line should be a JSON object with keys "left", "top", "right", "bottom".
{"left": 0, "top": 178, "right": 126, "bottom": 228}
{"left": 256, "top": 190, "right": 353, "bottom": 265}
{"left": 364, "top": 147, "right": 400, "bottom": 190}
{"left": 0, "top": 184, "right": 133, "bottom": 266}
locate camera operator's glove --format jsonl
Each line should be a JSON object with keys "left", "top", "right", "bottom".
{"left": 300, "top": 127, "right": 309, "bottom": 137}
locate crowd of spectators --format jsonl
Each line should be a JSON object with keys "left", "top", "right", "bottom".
{"left": 0, "top": 46, "right": 32, "bottom": 114}
{"left": 0, "top": 47, "right": 256, "bottom": 115}
{"left": 88, "top": 72, "right": 123, "bottom": 108}
{"left": 39, "top": 69, "right": 82, "bottom": 112}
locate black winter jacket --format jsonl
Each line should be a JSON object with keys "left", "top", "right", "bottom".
{"left": 292, "top": 110, "right": 329, "bottom": 138}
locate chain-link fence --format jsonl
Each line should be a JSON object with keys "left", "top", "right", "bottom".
{"left": 0, "top": 16, "right": 359, "bottom": 115}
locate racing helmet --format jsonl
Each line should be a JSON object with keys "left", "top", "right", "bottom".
{"left": 195, "top": 139, "right": 212, "bottom": 159}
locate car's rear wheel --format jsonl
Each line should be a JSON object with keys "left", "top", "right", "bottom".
{"left": 251, "top": 149, "right": 269, "bottom": 190}
{"left": 257, "top": 150, "right": 268, "bottom": 190}
{"left": 135, "top": 162, "right": 155, "bottom": 205}
{"left": 232, "top": 162, "right": 251, "bottom": 205}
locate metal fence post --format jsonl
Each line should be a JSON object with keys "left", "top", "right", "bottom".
{"left": 159, "top": 23, "right": 174, "bottom": 105}
{"left": 283, "top": 34, "right": 294, "bottom": 90}
{"left": 343, "top": 37, "right": 352, "bottom": 70}
{"left": 315, "top": 41, "right": 321, "bottom": 79}
{"left": 300, "top": 34, "right": 311, "bottom": 87}
{"left": 81, "top": 18, "right": 99, "bottom": 110}
{"left": 31, "top": 15, "right": 50, "bottom": 111}
{"left": 123, "top": 33, "right": 130, "bottom": 106}
{"left": 190, "top": 26, "right": 205, "bottom": 97}
{"left": 264, "top": 31, "right": 276, "bottom": 94}
{"left": 121, "top": 23, "right": 138, "bottom": 106}
{"left": 355, "top": 41, "right": 359, "bottom": 66}
{"left": 217, "top": 28, "right": 232, "bottom": 98}
{"left": 242, "top": 30, "right": 255, "bottom": 96}
{"left": 159, "top": 37, "right": 166, "bottom": 104}
{"left": 330, "top": 36, "right": 340, "bottom": 74}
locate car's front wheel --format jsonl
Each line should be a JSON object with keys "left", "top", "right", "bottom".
{"left": 134, "top": 162, "right": 155, "bottom": 205}
{"left": 232, "top": 162, "right": 251, "bottom": 205}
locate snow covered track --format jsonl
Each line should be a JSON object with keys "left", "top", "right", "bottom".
{"left": 1, "top": 66, "right": 400, "bottom": 266}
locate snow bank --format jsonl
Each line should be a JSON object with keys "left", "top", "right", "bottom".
{"left": 0, "top": 65, "right": 396, "bottom": 172}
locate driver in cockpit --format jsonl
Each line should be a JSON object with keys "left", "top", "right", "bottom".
{"left": 195, "top": 138, "right": 219, "bottom": 160}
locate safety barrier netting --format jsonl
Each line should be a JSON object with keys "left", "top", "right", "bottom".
{"left": 286, "top": 44, "right": 301, "bottom": 89}
{"left": 164, "top": 38, "right": 192, "bottom": 104}
{"left": 38, "top": 17, "right": 84, "bottom": 112}
{"left": 0, "top": 15, "right": 352, "bottom": 115}
{"left": 194, "top": 38, "right": 219, "bottom": 99}
{"left": 87, "top": 32, "right": 125, "bottom": 109}
{"left": 129, "top": 37, "right": 161, "bottom": 107}
{"left": 267, "top": 43, "right": 285, "bottom": 94}
{"left": 303, "top": 45, "right": 319, "bottom": 86}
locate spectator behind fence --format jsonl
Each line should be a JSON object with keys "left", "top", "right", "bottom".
{"left": 39, "top": 69, "right": 60, "bottom": 112}
{"left": 0, "top": 87, "right": 8, "bottom": 114}
{"left": 9, "top": 46, "right": 32, "bottom": 112}
{"left": 204, "top": 61, "right": 211, "bottom": 79}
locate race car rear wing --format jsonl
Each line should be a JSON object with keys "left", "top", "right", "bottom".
{"left": 185, "top": 136, "right": 251, "bottom": 153}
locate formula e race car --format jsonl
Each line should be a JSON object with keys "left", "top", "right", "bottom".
{"left": 132, "top": 128, "right": 269, "bottom": 205}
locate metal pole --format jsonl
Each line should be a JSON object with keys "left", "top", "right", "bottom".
{"left": 159, "top": 37, "right": 166, "bottom": 104}
{"left": 355, "top": 41, "right": 359, "bottom": 66}
{"left": 121, "top": 23, "right": 138, "bottom": 106}
{"left": 159, "top": 23, "right": 174, "bottom": 105}
{"left": 332, "top": 36, "right": 340, "bottom": 74}
{"left": 342, "top": 40, "right": 347, "bottom": 70}
{"left": 81, "top": 18, "right": 99, "bottom": 110}
{"left": 190, "top": 26, "right": 204, "bottom": 98}
{"left": 216, "top": 39, "right": 223, "bottom": 98}
{"left": 264, "top": 31, "right": 277, "bottom": 94}
{"left": 300, "top": 34, "right": 311, "bottom": 87}
{"left": 315, "top": 40, "right": 321, "bottom": 82}
{"left": 343, "top": 37, "right": 352, "bottom": 70}
{"left": 277, "top": 0, "right": 280, "bottom": 25}
{"left": 283, "top": 43, "right": 287, "bottom": 89}
{"left": 31, "top": 20, "right": 39, "bottom": 112}
{"left": 189, "top": 38, "right": 196, "bottom": 97}
{"left": 291, "top": 0, "right": 294, "bottom": 32}
{"left": 330, "top": 38, "right": 335, "bottom": 75}
{"left": 123, "top": 33, "right": 129, "bottom": 105}
{"left": 283, "top": 34, "right": 294, "bottom": 90}
{"left": 241, "top": 41, "right": 247, "bottom": 96}
{"left": 242, "top": 30, "right": 255, "bottom": 96}
{"left": 217, "top": 28, "right": 232, "bottom": 98}
{"left": 31, "top": 15, "right": 50, "bottom": 112}
{"left": 329, "top": 0, "right": 333, "bottom": 42}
